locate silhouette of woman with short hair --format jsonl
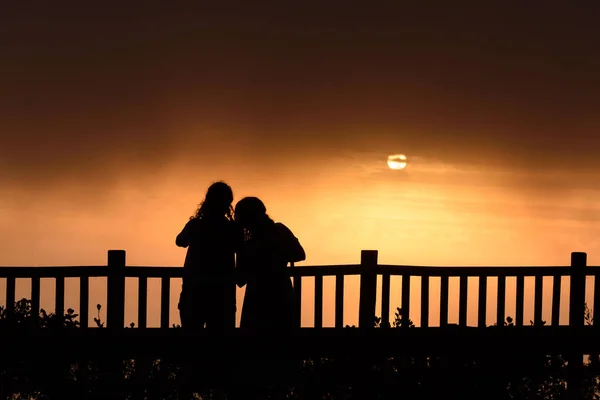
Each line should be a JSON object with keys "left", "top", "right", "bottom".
{"left": 234, "top": 197, "right": 305, "bottom": 331}
{"left": 176, "top": 181, "right": 242, "bottom": 330}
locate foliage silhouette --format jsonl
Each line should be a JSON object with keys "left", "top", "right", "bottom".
{"left": 1, "top": 298, "right": 600, "bottom": 399}
{"left": 0, "top": 299, "right": 185, "bottom": 400}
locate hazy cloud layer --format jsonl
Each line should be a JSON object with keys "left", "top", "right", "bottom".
{"left": 1, "top": 3, "right": 599, "bottom": 197}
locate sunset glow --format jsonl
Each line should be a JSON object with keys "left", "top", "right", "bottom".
{"left": 1, "top": 4, "right": 599, "bottom": 329}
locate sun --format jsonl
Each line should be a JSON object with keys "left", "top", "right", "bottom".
{"left": 387, "top": 154, "right": 407, "bottom": 170}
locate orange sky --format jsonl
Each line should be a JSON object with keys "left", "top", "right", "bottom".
{"left": 1, "top": 3, "right": 599, "bottom": 327}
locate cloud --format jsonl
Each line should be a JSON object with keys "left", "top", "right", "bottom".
{"left": 1, "top": 3, "right": 599, "bottom": 200}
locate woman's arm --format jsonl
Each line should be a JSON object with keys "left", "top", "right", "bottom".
{"left": 288, "top": 236, "right": 306, "bottom": 263}
{"left": 175, "top": 220, "right": 195, "bottom": 248}
{"left": 276, "top": 223, "right": 306, "bottom": 263}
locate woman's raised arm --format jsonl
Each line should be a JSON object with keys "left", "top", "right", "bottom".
{"left": 175, "top": 220, "right": 195, "bottom": 248}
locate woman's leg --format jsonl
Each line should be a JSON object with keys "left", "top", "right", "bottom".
{"left": 179, "top": 289, "right": 206, "bottom": 330}
{"left": 206, "top": 287, "right": 236, "bottom": 331}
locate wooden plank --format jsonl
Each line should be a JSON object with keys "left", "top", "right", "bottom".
{"left": 294, "top": 276, "right": 302, "bottom": 327}
{"left": 401, "top": 274, "right": 411, "bottom": 327}
{"left": 0, "top": 264, "right": 579, "bottom": 279}
{"left": 497, "top": 275, "right": 506, "bottom": 327}
{"left": 376, "top": 265, "right": 571, "bottom": 277}
{"left": 592, "top": 274, "right": 600, "bottom": 375}
{"left": 160, "top": 276, "right": 170, "bottom": 329}
{"left": 381, "top": 272, "right": 391, "bottom": 326}
{"left": 459, "top": 275, "right": 468, "bottom": 326}
{"left": 55, "top": 276, "right": 65, "bottom": 317}
{"left": 440, "top": 275, "right": 449, "bottom": 327}
{"left": 534, "top": 275, "right": 543, "bottom": 326}
{"left": 516, "top": 275, "right": 525, "bottom": 327}
{"left": 31, "top": 277, "right": 41, "bottom": 319}
{"left": 106, "top": 250, "right": 126, "bottom": 329}
{"left": 594, "top": 274, "right": 600, "bottom": 327}
{"left": 0, "top": 266, "right": 109, "bottom": 278}
{"left": 335, "top": 274, "right": 344, "bottom": 328}
{"left": 420, "top": 275, "right": 429, "bottom": 328}
{"left": 358, "top": 250, "right": 378, "bottom": 328}
{"left": 0, "top": 264, "right": 580, "bottom": 280}
{"left": 478, "top": 276, "right": 487, "bottom": 327}
{"left": 569, "top": 252, "right": 587, "bottom": 328}
{"left": 138, "top": 277, "right": 148, "bottom": 328}
{"left": 314, "top": 274, "right": 323, "bottom": 328}
{"left": 80, "top": 276, "right": 89, "bottom": 329}
{"left": 566, "top": 251, "right": 587, "bottom": 400}
{"left": 290, "top": 265, "right": 362, "bottom": 277}
{"left": 5, "top": 277, "right": 16, "bottom": 317}
{"left": 552, "top": 275, "right": 562, "bottom": 326}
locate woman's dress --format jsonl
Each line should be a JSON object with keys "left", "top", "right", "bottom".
{"left": 177, "top": 216, "right": 241, "bottom": 329}
{"left": 237, "top": 222, "right": 304, "bottom": 330}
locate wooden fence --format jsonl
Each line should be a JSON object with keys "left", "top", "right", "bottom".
{"left": 0, "top": 249, "right": 597, "bottom": 330}
{"left": 2, "top": 250, "right": 600, "bottom": 400}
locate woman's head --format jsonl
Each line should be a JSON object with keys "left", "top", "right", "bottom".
{"left": 192, "top": 181, "right": 234, "bottom": 220}
{"left": 234, "top": 197, "right": 270, "bottom": 229}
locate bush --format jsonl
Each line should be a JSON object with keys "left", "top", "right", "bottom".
{"left": 1, "top": 299, "right": 600, "bottom": 399}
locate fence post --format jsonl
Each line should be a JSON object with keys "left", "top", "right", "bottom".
{"left": 568, "top": 252, "right": 586, "bottom": 400}
{"left": 359, "top": 250, "right": 378, "bottom": 328}
{"left": 107, "top": 250, "right": 126, "bottom": 329}
{"left": 569, "top": 252, "right": 587, "bottom": 328}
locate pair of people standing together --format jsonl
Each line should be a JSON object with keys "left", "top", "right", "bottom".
{"left": 176, "top": 181, "right": 305, "bottom": 331}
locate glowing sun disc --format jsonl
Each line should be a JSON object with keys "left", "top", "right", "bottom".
{"left": 387, "top": 154, "right": 407, "bottom": 170}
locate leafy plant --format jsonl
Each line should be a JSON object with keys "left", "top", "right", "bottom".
{"left": 585, "top": 303, "right": 595, "bottom": 326}
{"left": 2, "top": 299, "right": 600, "bottom": 399}
{"left": 373, "top": 307, "right": 415, "bottom": 328}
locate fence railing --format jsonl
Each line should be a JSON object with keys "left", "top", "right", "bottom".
{"left": 2, "top": 250, "right": 599, "bottom": 400}
{"left": 0, "top": 250, "right": 597, "bottom": 330}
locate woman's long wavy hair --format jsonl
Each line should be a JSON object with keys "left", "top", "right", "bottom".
{"left": 190, "top": 181, "right": 234, "bottom": 221}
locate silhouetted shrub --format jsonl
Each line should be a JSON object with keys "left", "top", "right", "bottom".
{"left": 2, "top": 299, "right": 600, "bottom": 399}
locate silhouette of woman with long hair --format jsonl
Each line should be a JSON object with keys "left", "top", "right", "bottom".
{"left": 176, "top": 181, "right": 242, "bottom": 330}
{"left": 234, "top": 197, "right": 305, "bottom": 331}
